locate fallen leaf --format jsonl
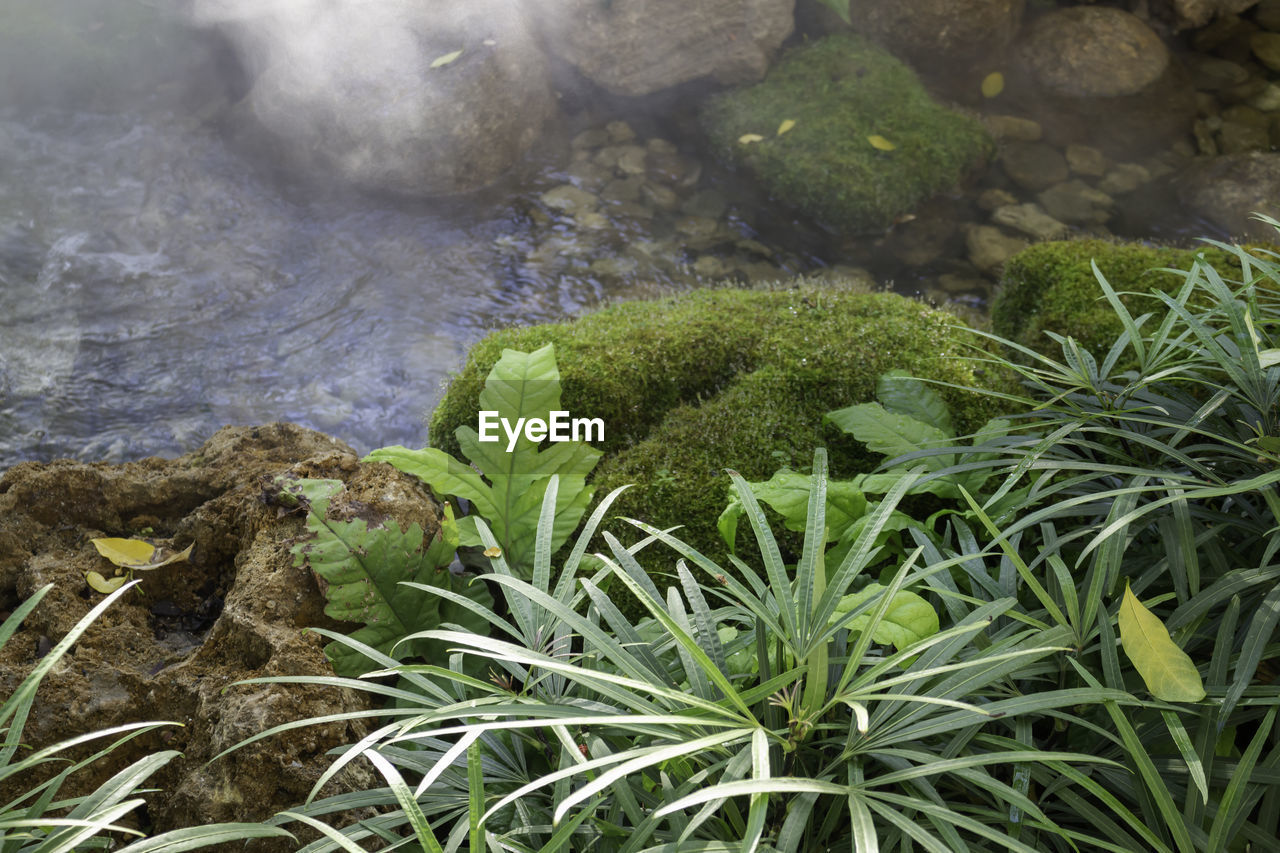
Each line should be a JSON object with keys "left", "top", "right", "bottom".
{"left": 136, "top": 543, "right": 195, "bottom": 571}
{"left": 777, "top": 118, "right": 796, "bottom": 136}
{"left": 867, "top": 135, "right": 896, "bottom": 151}
{"left": 482, "top": 39, "right": 496, "bottom": 46}
{"left": 981, "top": 71, "right": 1005, "bottom": 98}
{"left": 85, "top": 571, "right": 129, "bottom": 594}
{"left": 738, "top": 133, "right": 765, "bottom": 145}
{"left": 92, "top": 537, "right": 155, "bottom": 568}
{"left": 430, "top": 49, "right": 463, "bottom": 69}
{"left": 1118, "top": 582, "right": 1206, "bottom": 702}
{"left": 483, "top": 546, "right": 502, "bottom": 558}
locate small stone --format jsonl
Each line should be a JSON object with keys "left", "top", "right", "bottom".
{"left": 674, "top": 215, "right": 721, "bottom": 239}
{"left": 1222, "top": 104, "right": 1269, "bottom": 127}
{"left": 1036, "top": 180, "right": 1115, "bottom": 224}
{"left": 734, "top": 238, "right": 774, "bottom": 258}
{"left": 609, "top": 200, "right": 655, "bottom": 220}
{"left": 991, "top": 203, "right": 1070, "bottom": 241}
{"left": 977, "top": 188, "right": 1019, "bottom": 211}
{"left": 1251, "top": 31, "right": 1280, "bottom": 71}
{"left": 692, "top": 255, "right": 728, "bottom": 278}
{"left": 984, "top": 115, "right": 1043, "bottom": 141}
{"left": 571, "top": 128, "right": 610, "bottom": 150}
{"left": 1097, "top": 163, "right": 1151, "bottom": 195}
{"left": 640, "top": 182, "right": 681, "bottom": 211}
{"left": 937, "top": 273, "right": 988, "bottom": 295}
{"left": 540, "top": 184, "right": 599, "bottom": 213}
{"left": 605, "top": 120, "right": 637, "bottom": 143}
{"left": 565, "top": 159, "right": 613, "bottom": 191}
{"left": 646, "top": 137, "right": 678, "bottom": 155}
{"left": 615, "top": 145, "right": 648, "bottom": 176}
{"left": 1251, "top": 83, "right": 1280, "bottom": 111}
{"left": 1065, "top": 144, "right": 1107, "bottom": 177}
{"left": 1196, "top": 92, "right": 1220, "bottom": 117}
{"left": 1219, "top": 75, "right": 1270, "bottom": 105}
{"left": 1259, "top": 0, "right": 1280, "bottom": 32}
{"left": 1001, "top": 141, "right": 1070, "bottom": 191}
{"left": 589, "top": 256, "right": 638, "bottom": 277}
{"left": 646, "top": 150, "right": 695, "bottom": 185}
{"left": 964, "top": 225, "right": 1028, "bottom": 276}
{"left": 1194, "top": 119, "right": 1221, "bottom": 155}
{"left": 1187, "top": 55, "right": 1250, "bottom": 90}
{"left": 600, "top": 177, "right": 644, "bottom": 204}
{"left": 1194, "top": 13, "right": 1247, "bottom": 52}
{"left": 574, "top": 210, "right": 611, "bottom": 230}
{"left": 1219, "top": 120, "right": 1271, "bottom": 153}
{"left": 682, "top": 189, "right": 728, "bottom": 220}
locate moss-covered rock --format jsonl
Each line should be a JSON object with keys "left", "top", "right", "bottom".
{"left": 992, "top": 240, "right": 1267, "bottom": 359}
{"left": 431, "top": 283, "right": 1008, "bottom": 595}
{"left": 700, "top": 34, "right": 994, "bottom": 233}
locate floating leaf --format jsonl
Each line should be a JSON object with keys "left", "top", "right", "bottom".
{"left": 738, "top": 133, "right": 765, "bottom": 145}
{"left": 482, "top": 39, "right": 496, "bottom": 46}
{"left": 85, "top": 571, "right": 128, "bottom": 594}
{"left": 1118, "top": 582, "right": 1206, "bottom": 702}
{"left": 867, "top": 135, "right": 896, "bottom": 151}
{"left": 483, "top": 546, "right": 502, "bottom": 558}
{"left": 430, "top": 49, "right": 463, "bottom": 69}
{"left": 981, "top": 71, "right": 1005, "bottom": 98}
{"left": 776, "top": 118, "right": 796, "bottom": 136}
{"left": 92, "top": 537, "right": 155, "bottom": 568}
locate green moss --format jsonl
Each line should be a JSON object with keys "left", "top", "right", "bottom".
{"left": 700, "top": 34, "right": 994, "bottom": 232}
{"left": 993, "top": 240, "right": 1271, "bottom": 360}
{"left": 431, "top": 284, "right": 1011, "bottom": 607}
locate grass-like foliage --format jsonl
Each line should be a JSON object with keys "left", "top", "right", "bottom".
{"left": 0, "top": 583, "right": 292, "bottom": 851}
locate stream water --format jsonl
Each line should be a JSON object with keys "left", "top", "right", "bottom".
{"left": 0, "top": 8, "right": 1222, "bottom": 469}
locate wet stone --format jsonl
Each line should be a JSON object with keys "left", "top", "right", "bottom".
{"left": 1219, "top": 120, "right": 1271, "bottom": 153}
{"left": 1037, "top": 180, "right": 1114, "bottom": 224}
{"left": 540, "top": 184, "right": 600, "bottom": 213}
{"left": 1065, "top": 144, "right": 1107, "bottom": 177}
{"left": 574, "top": 210, "right": 611, "bottom": 230}
{"left": 1251, "top": 31, "right": 1280, "bottom": 71}
{"left": 692, "top": 255, "right": 729, "bottom": 278}
{"left": 1250, "top": 82, "right": 1280, "bottom": 111}
{"left": 641, "top": 182, "right": 681, "bottom": 211}
{"left": 589, "top": 256, "right": 639, "bottom": 277}
{"left": 991, "top": 203, "right": 1070, "bottom": 241}
{"left": 1260, "top": 0, "right": 1280, "bottom": 31}
{"left": 647, "top": 137, "right": 678, "bottom": 155}
{"left": 572, "top": 128, "right": 610, "bottom": 150}
{"left": 646, "top": 150, "right": 695, "bottom": 185}
{"left": 1222, "top": 104, "right": 1269, "bottom": 127}
{"left": 600, "top": 176, "right": 645, "bottom": 204}
{"left": 674, "top": 214, "right": 723, "bottom": 242}
{"left": 1194, "top": 119, "right": 1220, "bottom": 155}
{"left": 1219, "top": 75, "right": 1269, "bottom": 105}
{"left": 606, "top": 120, "right": 637, "bottom": 143}
{"left": 1001, "top": 141, "right": 1070, "bottom": 191}
{"left": 616, "top": 145, "right": 649, "bottom": 176}
{"left": 984, "top": 115, "right": 1043, "bottom": 141}
{"left": 1187, "top": 55, "right": 1250, "bottom": 90}
{"left": 1196, "top": 92, "right": 1220, "bottom": 117}
{"left": 682, "top": 189, "right": 728, "bottom": 220}
{"left": 964, "top": 224, "right": 1029, "bottom": 276}
{"left": 564, "top": 159, "right": 613, "bottom": 191}
{"left": 1097, "top": 163, "right": 1152, "bottom": 195}
{"left": 977, "top": 188, "right": 1019, "bottom": 211}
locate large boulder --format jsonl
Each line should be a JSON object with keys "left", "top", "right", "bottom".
{"left": 700, "top": 34, "right": 994, "bottom": 232}
{"left": 847, "top": 0, "right": 1024, "bottom": 70}
{"left": 192, "top": 0, "right": 556, "bottom": 195}
{"left": 1173, "top": 151, "right": 1280, "bottom": 240}
{"left": 529, "top": 0, "right": 795, "bottom": 96}
{"left": 0, "top": 424, "right": 447, "bottom": 847}
{"left": 1010, "top": 7, "right": 1195, "bottom": 155}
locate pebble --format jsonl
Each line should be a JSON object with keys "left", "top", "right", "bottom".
{"left": 1250, "top": 82, "right": 1280, "bottom": 111}
{"left": 600, "top": 177, "right": 644, "bottom": 204}
{"left": 1222, "top": 103, "right": 1269, "bottom": 127}
{"left": 606, "top": 120, "right": 637, "bottom": 144}
{"left": 991, "top": 203, "right": 1070, "bottom": 241}
{"left": 1194, "top": 119, "right": 1220, "bottom": 155}
{"left": 589, "top": 256, "right": 639, "bottom": 277}
{"left": 1097, "top": 163, "right": 1151, "bottom": 195}
{"left": 1196, "top": 92, "right": 1220, "bottom": 117}
{"left": 1251, "top": 31, "right": 1280, "bottom": 71}
{"left": 682, "top": 189, "right": 728, "bottom": 220}
{"left": 674, "top": 214, "right": 722, "bottom": 240}
{"left": 977, "top": 188, "right": 1019, "bottom": 212}
{"left": 984, "top": 115, "right": 1043, "bottom": 141}
{"left": 572, "top": 128, "right": 610, "bottom": 150}
{"left": 616, "top": 145, "right": 648, "bottom": 176}
{"left": 692, "top": 256, "right": 729, "bottom": 278}
{"left": 1001, "top": 142, "right": 1070, "bottom": 191}
{"left": 964, "top": 225, "right": 1029, "bottom": 276}
{"left": 1065, "top": 144, "right": 1106, "bottom": 177}
{"left": 646, "top": 137, "right": 678, "bottom": 155}
{"left": 1260, "top": 0, "right": 1280, "bottom": 31}
{"left": 640, "top": 182, "right": 681, "bottom": 211}
{"left": 647, "top": 150, "right": 695, "bottom": 185}
{"left": 575, "top": 210, "right": 611, "bottom": 230}
{"left": 1219, "top": 120, "right": 1271, "bottom": 153}
{"left": 1187, "top": 55, "right": 1250, "bottom": 90}
{"left": 1219, "top": 76, "right": 1270, "bottom": 105}
{"left": 565, "top": 159, "right": 613, "bottom": 191}
{"left": 1036, "top": 180, "right": 1114, "bottom": 225}
{"left": 540, "top": 184, "right": 600, "bottom": 213}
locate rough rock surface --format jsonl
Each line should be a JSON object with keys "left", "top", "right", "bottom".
{"left": 196, "top": 0, "right": 556, "bottom": 195}
{"left": 1173, "top": 151, "right": 1280, "bottom": 239}
{"left": 0, "top": 424, "right": 445, "bottom": 848}
{"left": 529, "top": 0, "right": 795, "bottom": 96}
{"left": 847, "top": 0, "right": 1024, "bottom": 68}
{"left": 1151, "top": 0, "right": 1258, "bottom": 31}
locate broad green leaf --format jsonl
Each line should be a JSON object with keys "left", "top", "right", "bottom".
{"left": 1118, "top": 583, "right": 1205, "bottom": 702}
{"left": 830, "top": 584, "right": 939, "bottom": 650}
{"left": 876, "top": 370, "right": 954, "bottom": 436}
{"left": 718, "top": 469, "right": 867, "bottom": 551}
{"left": 824, "top": 402, "right": 950, "bottom": 470}
{"left": 91, "top": 538, "right": 155, "bottom": 567}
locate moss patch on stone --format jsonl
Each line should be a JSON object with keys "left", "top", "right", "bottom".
{"left": 431, "top": 283, "right": 1010, "bottom": 601}
{"left": 993, "top": 240, "right": 1270, "bottom": 360}
{"left": 700, "top": 34, "right": 994, "bottom": 233}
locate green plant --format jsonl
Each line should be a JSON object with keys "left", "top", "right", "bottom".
{"left": 0, "top": 582, "right": 291, "bottom": 851}
{"left": 369, "top": 343, "right": 601, "bottom": 579}
{"left": 227, "top": 457, "right": 1136, "bottom": 851}
{"left": 281, "top": 476, "right": 492, "bottom": 678}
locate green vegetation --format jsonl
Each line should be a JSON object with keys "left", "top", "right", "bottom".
{"left": 431, "top": 286, "right": 1009, "bottom": 582}
{"left": 993, "top": 238, "right": 1273, "bottom": 358}
{"left": 700, "top": 33, "right": 994, "bottom": 231}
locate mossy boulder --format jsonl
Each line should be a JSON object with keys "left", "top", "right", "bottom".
{"left": 993, "top": 239, "right": 1271, "bottom": 359}
{"left": 700, "top": 34, "right": 994, "bottom": 233}
{"left": 431, "top": 284, "right": 1008, "bottom": 593}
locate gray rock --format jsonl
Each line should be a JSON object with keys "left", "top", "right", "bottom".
{"left": 991, "top": 203, "right": 1070, "bottom": 241}
{"left": 1219, "top": 120, "right": 1271, "bottom": 152}
{"left": 601, "top": 177, "right": 645, "bottom": 204}
{"left": 1002, "top": 142, "right": 1070, "bottom": 191}
{"left": 606, "top": 120, "right": 639, "bottom": 143}
{"left": 984, "top": 115, "right": 1044, "bottom": 142}
{"left": 1186, "top": 55, "right": 1250, "bottom": 90}
{"left": 1174, "top": 151, "right": 1280, "bottom": 239}
{"left": 541, "top": 184, "right": 600, "bottom": 213}
{"left": 1252, "top": 31, "right": 1280, "bottom": 70}
{"left": 572, "top": 128, "right": 611, "bottom": 150}
{"left": 1019, "top": 7, "right": 1168, "bottom": 98}
{"left": 528, "top": 0, "right": 795, "bottom": 96}
{"left": 1097, "top": 163, "right": 1152, "bottom": 195}
{"left": 1037, "top": 180, "right": 1115, "bottom": 224}
{"left": 964, "top": 225, "right": 1029, "bottom": 275}
{"left": 206, "top": 0, "right": 556, "bottom": 196}
{"left": 616, "top": 146, "right": 650, "bottom": 176}
{"left": 847, "top": 0, "right": 1024, "bottom": 68}
{"left": 1066, "top": 144, "right": 1107, "bottom": 177}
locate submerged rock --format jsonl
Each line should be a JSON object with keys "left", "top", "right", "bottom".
{"left": 1173, "top": 150, "right": 1280, "bottom": 239}
{"left": 846, "top": 0, "right": 1025, "bottom": 70}
{"left": 0, "top": 424, "right": 448, "bottom": 847}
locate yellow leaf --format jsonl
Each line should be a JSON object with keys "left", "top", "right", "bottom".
{"left": 776, "top": 118, "right": 796, "bottom": 136}
{"left": 483, "top": 546, "right": 502, "bottom": 558}
{"left": 1118, "top": 582, "right": 1206, "bottom": 702}
{"left": 981, "top": 71, "right": 1005, "bottom": 98}
{"left": 430, "top": 49, "right": 463, "bottom": 69}
{"left": 135, "top": 543, "right": 195, "bottom": 571}
{"left": 738, "top": 133, "right": 765, "bottom": 145}
{"left": 85, "top": 570, "right": 128, "bottom": 594}
{"left": 92, "top": 537, "right": 155, "bottom": 568}
{"left": 867, "top": 135, "right": 896, "bottom": 151}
